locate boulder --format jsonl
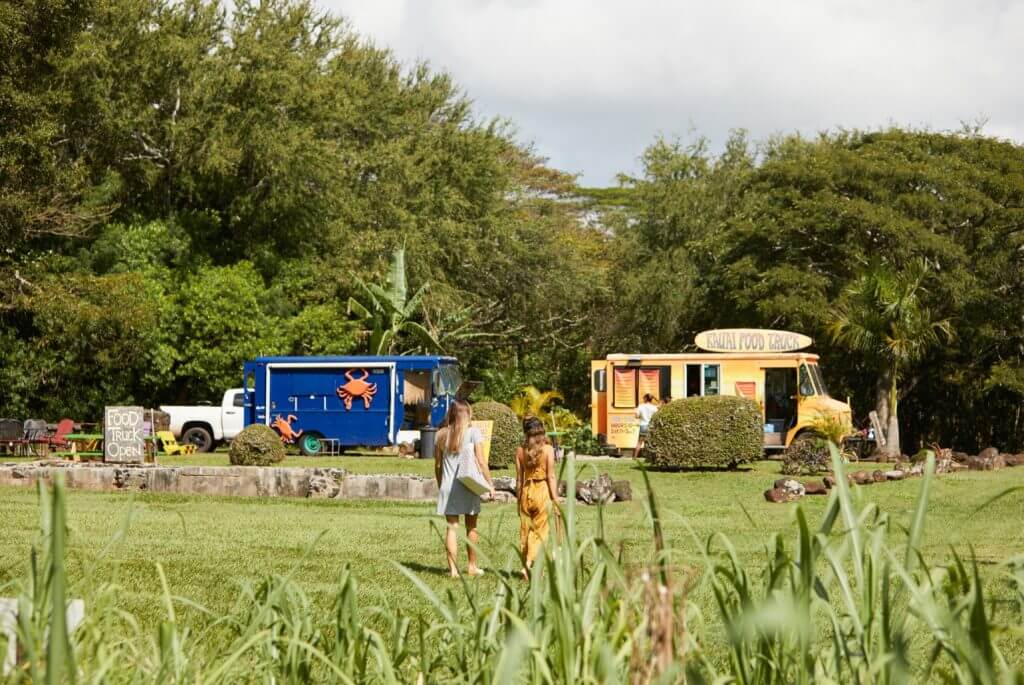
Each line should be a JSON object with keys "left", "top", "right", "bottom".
{"left": 803, "top": 480, "right": 828, "bottom": 495}
{"left": 1003, "top": 454, "right": 1024, "bottom": 467}
{"left": 872, "top": 470, "right": 886, "bottom": 483}
{"left": 978, "top": 446, "right": 1000, "bottom": 461}
{"left": 764, "top": 487, "right": 800, "bottom": 503}
{"left": 493, "top": 476, "right": 517, "bottom": 493}
{"left": 823, "top": 475, "right": 837, "bottom": 489}
{"left": 483, "top": 490, "right": 516, "bottom": 504}
{"left": 780, "top": 479, "right": 805, "bottom": 497}
{"left": 611, "top": 480, "right": 633, "bottom": 502}
{"left": 578, "top": 473, "right": 615, "bottom": 505}
{"left": 883, "top": 470, "right": 905, "bottom": 481}
{"left": 968, "top": 453, "right": 1005, "bottom": 471}
{"left": 951, "top": 451, "right": 970, "bottom": 463}
{"left": 851, "top": 471, "right": 873, "bottom": 486}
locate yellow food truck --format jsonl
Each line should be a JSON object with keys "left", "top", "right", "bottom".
{"left": 590, "top": 329, "right": 852, "bottom": 453}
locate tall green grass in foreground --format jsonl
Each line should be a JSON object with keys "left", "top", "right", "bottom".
{"left": 3, "top": 448, "right": 1022, "bottom": 683}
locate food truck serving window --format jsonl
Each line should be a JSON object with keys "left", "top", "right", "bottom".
{"left": 685, "top": 364, "right": 720, "bottom": 397}
{"left": 612, "top": 366, "right": 671, "bottom": 408}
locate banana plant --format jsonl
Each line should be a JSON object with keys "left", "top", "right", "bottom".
{"left": 347, "top": 248, "right": 442, "bottom": 355}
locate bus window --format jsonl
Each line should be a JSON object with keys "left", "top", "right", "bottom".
{"left": 613, "top": 368, "right": 637, "bottom": 408}
{"left": 687, "top": 364, "right": 720, "bottom": 396}
{"left": 613, "top": 366, "right": 669, "bottom": 406}
{"left": 685, "top": 364, "right": 701, "bottom": 397}
{"left": 810, "top": 364, "right": 829, "bottom": 396}
{"left": 799, "top": 365, "right": 816, "bottom": 396}
{"left": 638, "top": 368, "right": 661, "bottom": 401}
{"left": 593, "top": 369, "right": 607, "bottom": 393}
{"left": 704, "top": 365, "right": 720, "bottom": 396}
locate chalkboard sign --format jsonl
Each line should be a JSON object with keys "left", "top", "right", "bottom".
{"left": 104, "top": 406, "right": 145, "bottom": 463}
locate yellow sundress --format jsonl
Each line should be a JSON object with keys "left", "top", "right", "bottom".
{"left": 519, "top": 448, "right": 552, "bottom": 564}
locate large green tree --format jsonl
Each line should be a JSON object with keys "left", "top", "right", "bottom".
{"left": 0, "top": 0, "right": 108, "bottom": 245}
{"left": 0, "top": 0, "right": 609, "bottom": 421}
{"left": 615, "top": 128, "right": 1024, "bottom": 452}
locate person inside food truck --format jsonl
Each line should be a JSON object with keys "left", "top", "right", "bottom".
{"left": 634, "top": 394, "right": 659, "bottom": 458}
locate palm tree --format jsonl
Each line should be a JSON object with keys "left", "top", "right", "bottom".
{"left": 508, "top": 386, "right": 581, "bottom": 433}
{"left": 829, "top": 260, "right": 952, "bottom": 459}
{"left": 347, "top": 248, "right": 442, "bottom": 355}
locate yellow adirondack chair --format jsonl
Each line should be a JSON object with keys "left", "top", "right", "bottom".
{"left": 157, "top": 430, "right": 197, "bottom": 455}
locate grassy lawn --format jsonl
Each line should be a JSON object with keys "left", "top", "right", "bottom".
{"left": 2, "top": 457, "right": 1023, "bottom": 663}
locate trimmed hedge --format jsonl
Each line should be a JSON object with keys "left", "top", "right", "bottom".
{"left": 472, "top": 401, "right": 520, "bottom": 469}
{"left": 645, "top": 396, "right": 762, "bottom": 469}
{"left": 229, "top": 424, "right": 286, "bottom": 466}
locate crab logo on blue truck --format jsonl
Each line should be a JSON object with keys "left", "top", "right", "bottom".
{"left": 242, "top": 355, "right": 461, "bottom": 456}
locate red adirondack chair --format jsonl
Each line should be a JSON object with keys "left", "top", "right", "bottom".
{"left": 46, "top": 418, "right": 75, "bottom": 450}
{"left": 29, "top": 417, "right": 74, "bottom": 454}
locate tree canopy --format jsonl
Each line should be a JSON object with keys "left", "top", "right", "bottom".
{"left": 1, "top": 0, "right": 1022, "bottom": 454}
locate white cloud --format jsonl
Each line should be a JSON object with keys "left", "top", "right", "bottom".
{"left": 320, "top": 0, "right": 1024, "bottom": 184}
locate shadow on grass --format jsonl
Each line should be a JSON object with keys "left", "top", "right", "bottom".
{"left": 633, "top": 462, "right": 756, "bottom": 474}
{"left": 398, "top": 560, "right": 522, "bottom": 581}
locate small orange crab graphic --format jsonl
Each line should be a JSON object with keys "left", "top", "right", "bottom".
{"left": 271, "top": 414, "right": 304, "bottom": 444}
{"left": 336, "top": 369, "right": 377, "bottom": 410}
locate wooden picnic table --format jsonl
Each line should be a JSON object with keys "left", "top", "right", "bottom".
{"left": 65, "top": 433, "right": 103, "bottom": 452}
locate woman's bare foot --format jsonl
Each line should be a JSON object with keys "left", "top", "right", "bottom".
{"left": 520, "top": 568, "right": 529, "bottom": 581}
{"left": 467, "top": 567, "right": 485, "bottom": 577}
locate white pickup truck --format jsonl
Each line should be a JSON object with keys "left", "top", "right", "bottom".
{"left": 160, "top": 388, "right": 246, "bottom": 452}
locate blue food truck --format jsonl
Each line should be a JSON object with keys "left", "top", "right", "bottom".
{"left": 242, "top": 355, "right": 462, "bottom": 456}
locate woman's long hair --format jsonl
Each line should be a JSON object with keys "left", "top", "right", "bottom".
{"left": 522, "top": 416, "right": 548, "bottom": 470}
{"left": 442, "top": 399, "right": 473, "bottom": 454}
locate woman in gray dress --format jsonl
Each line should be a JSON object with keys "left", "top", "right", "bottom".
{"left": 435, "top": 399, "right": 495, "bottom": 578}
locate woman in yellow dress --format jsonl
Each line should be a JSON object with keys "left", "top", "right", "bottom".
{"left": 515, "top": 416, "right": 561, "bottom": 578}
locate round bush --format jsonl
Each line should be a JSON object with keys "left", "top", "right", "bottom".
{"left": 229, "top": 424, "right": 286, "bottom": 466}
{"left": 472, "top": 401, "right": 520, "bottom": 469}
{"left": 645, "top": 396, "right": 762, "bottom": 469}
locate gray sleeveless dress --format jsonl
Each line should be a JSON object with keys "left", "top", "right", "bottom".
{"left": 436, "top": 426, "right": 483, "bottom": 516}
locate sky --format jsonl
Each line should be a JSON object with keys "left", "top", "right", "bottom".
{"left": 319, "top": 0, "right": 1024, "bottom": 186}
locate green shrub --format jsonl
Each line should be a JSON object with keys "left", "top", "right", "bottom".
{"left": 564, "top": 423, "right": 605, "bottom": 456}
{"left": 780, "top": 434, "right": 830, "bottom": 475}
{"left": 645, "top": 395, "right": 761, "bottom": 469}
{"left": 472, "top": 400, "right": 520, "bottom": 469}
{"left": 229, "top": 424, "right": 286, "bottom": 466}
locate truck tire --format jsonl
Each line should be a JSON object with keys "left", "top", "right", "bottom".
{"left": 299, "top": 433, "right": 323, "bottom": 456}
{"left": 183, "top": 425, "right": 214, "bottom": 453}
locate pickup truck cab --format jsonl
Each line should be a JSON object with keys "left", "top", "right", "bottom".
{"left": 160, "top": 389, "right": 246, "bottom": 452}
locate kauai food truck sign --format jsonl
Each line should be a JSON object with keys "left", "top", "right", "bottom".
{"left": 695, "top": 329, "right": 812, "bottom": 353}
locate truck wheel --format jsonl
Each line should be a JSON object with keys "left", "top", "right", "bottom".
{"left": 183, "top": 426, "right": 214, "bottom": 453}
{"left": 300, "top": 433, "right": 323, "bottom": 456}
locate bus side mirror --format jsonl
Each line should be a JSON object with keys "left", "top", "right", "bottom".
{"left": 593, "top": 370, "right": 607, "bottom": 393}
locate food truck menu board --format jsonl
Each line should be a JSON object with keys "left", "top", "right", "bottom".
{"left": 104, "top": 406, "right": 145, "bottom": 463}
